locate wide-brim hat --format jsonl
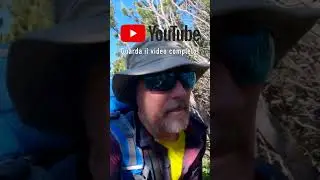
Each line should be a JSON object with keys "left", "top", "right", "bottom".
{"left": 6, "top": 0, "right": 108, "bottom": 135}
{"left": 212, "top": 0, "right": 320, "bottom": 63}
{"left": 112, "top": 40, "right": 210, "bottom": 104}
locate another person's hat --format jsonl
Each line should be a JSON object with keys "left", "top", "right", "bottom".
{"left": 6, "top": 0, "right": 108, "bottom": 135}
{"left": 112, "top": 39, "right": 210, "bottom": 104}
{"left": 212, "top": 0, "right": 320, "bottom": 63}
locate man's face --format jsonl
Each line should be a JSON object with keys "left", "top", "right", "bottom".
{"left": 83, "top": 62, "right": 108, "bottom": 180}
{"left": 136, "top": 75, "right": 191, "bottom": 138}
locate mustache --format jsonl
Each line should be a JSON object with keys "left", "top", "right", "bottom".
{"left": 164, "top": 100, "right": 189, "bottom": 114}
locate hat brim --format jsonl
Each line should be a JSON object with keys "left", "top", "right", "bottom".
{"left": 213, "top": 1, "right": 320, "bottom": 18}
{"left": 112, "top": 56, "right": 209, "bottom": 103}
{"left": 213, "top": 5, "right": 320, "bottom": 63}
{"left": 18, "top": 14, "right": 108, "bottom": 44}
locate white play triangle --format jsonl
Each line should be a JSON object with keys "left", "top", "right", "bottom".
{"left": 130, "top": 30, "right": 137, "bottom": 37}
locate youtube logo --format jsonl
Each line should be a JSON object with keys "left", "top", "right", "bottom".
{"left": 120, "top": 24, "right": 146, "bottom": 42}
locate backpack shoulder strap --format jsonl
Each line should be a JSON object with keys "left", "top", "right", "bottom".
{"left": 190, "top": 106, "right": 207, "bottom": 127}
{"left": 110, "top": 112, "right": 149, "bottom": 179}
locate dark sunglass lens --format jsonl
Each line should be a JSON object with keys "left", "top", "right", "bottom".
{"left": 218, "top": 29, "right": 274, "bottom": 84}
{"left": 179, "top": 72, "right": 196, "bottom": 89}
{"left": 144, "top": 72, "right": 176, "bottom": 91}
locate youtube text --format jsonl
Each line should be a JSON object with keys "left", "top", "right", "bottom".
{"left": 120, "top": 47, "right": 203, "bottom": 56}
{"left": 149, "top": 25, "right": 201, "bottom": 42}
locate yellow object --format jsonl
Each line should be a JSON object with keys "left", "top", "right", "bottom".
{"left": 158, "top": 131, "right": 186, "bottom": 180}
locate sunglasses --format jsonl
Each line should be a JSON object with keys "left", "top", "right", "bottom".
{"left": 213, "top": 22, "right": 276, "bottom": 85}
{"left": 142, "top": 71, "right": 196, "bottom": 91}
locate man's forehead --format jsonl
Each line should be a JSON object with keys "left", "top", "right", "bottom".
{"left": 141, "top": 66, "right": 193, "bottom": 76}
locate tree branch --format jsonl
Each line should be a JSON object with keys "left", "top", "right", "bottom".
{"left": 170, "top": 0, "right": 210, "bottom": 27}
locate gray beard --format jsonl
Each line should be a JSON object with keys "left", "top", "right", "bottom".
{"left": 157, "top": 116, "right": 189, "bottom": 134}
{"left": 138, "top": 111, "right": 190, "bottom": 138}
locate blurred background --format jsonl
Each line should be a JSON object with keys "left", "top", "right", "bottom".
{"left": 0, "top": 0, "right": 319, "bottom": 179}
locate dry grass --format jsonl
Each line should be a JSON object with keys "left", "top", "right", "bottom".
{"left": 194, "top": 70, "right": 211, "bottom": 127}
{"left": 257, "top": 20, "right": 320, "bottom": 179}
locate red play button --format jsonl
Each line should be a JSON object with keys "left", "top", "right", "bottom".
{"left": 120, "top": 24, "right": 146, "bottom": 42}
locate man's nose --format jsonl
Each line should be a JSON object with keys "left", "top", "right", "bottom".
{"left": 170, "top": 81, "right": 187, "bottom": 98}
{"left": 212, "top": 62, "right": 245, "bottom": 111}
